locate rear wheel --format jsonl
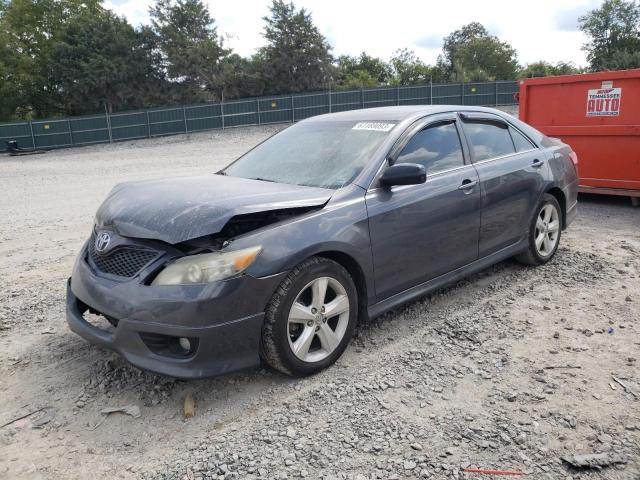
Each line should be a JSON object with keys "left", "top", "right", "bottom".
{"left": 516, "top": 193, "right": 562, "bottom": 266}
{"left": 261, "top": 257, "right": 357, "bottom": 376}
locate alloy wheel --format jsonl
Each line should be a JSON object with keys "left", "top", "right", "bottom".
{"left": 287, "top": 277, "right": 350, "bottom": 363}
{"left": 535, "top": 203, "right": 560, "bottom": 257}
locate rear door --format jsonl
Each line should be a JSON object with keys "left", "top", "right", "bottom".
{"left": 365, "top": 114, "right": 481, "bottom": 300}
{"left": 459, "top": 113, "right": 547, "bottom": 257}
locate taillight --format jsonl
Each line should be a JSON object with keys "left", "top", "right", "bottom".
{"left": 569, "top": 151, "right": 578, "bottom": 166}
{"left": 568, "top": 151, "right": 578, "bottom": 175}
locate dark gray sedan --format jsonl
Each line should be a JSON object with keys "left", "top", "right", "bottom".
{"left": 66, "top": 106, "right": 578, "bottom": 378}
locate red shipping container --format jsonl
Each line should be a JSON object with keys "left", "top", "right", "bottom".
{"left": 519, "top": 69, "right": 640, "bottom": 202}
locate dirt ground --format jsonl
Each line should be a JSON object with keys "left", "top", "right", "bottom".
{"left": 0, "top": 124, "right": 638, "bottom": 480}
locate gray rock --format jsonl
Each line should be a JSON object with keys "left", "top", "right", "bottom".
{"left": 404, "top": 460, "right": 417, "bottom": 471}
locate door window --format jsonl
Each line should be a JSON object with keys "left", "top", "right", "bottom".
{"left": 396, "top": 122, "right": 465, "bottom": 174}
{"left": 464, "top": 121, "right": 515, "bottom": 161}
{"left": 510, "top": 127, "right": 536, "bottom": 152}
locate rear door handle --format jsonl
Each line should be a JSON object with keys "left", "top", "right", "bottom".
{"left": 531, "top": 159, "right": 545, "bottom": 168}
{"left": 458, "top": 179, "right": 478, "bottom": 190}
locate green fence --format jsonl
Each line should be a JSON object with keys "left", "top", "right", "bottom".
{"left": 0, "top": 80, "right": 518, "bottom": 152}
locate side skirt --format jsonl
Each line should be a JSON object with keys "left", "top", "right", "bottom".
{"left": 367, "top": 239, "right": 528, "bottom": 319}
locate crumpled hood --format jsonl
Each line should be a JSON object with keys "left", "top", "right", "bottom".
{"left": 95, "top": 174, "right": 333, "bottom": 244}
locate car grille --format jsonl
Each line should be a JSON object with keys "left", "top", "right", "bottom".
{"left": 88, "top": 235, "right": 159, "bottom": 278}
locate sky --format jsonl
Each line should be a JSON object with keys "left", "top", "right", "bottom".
{"left": 104, "top": 0, "right": 602, "bottom": 67}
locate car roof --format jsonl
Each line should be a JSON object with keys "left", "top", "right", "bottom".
{"left": 304, "top": 105, "right": 509, "bottom": 123}
{"left": 300, "top": 104, "right": 545, "bottom": 190}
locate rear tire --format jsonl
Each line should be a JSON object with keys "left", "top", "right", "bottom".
{"left": 516, "top": 193, "right": 562, "bottom": 266}
{"left": 260, "top": 257, "right": 358, "bottom": 376}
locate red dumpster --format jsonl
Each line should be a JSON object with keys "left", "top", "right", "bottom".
{"left": 519, "top": 69, "right": 640, "bottom": 203}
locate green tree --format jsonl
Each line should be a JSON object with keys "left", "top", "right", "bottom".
{"left": 0, "top": 1, "right": 20, "bottom": 119}
{"left": 519, "top": 61, "right": 582, "bottom": 78}
{"left": 51, "top": 10, "right": 165, "bottom": 114}
{"left": 259, "top": 0, "right": 334, "bottom": 94}
{"left": 579, "top": 0, "right": 640, "bottom": 71}
{"left": 336, "top": 52, "right": 393, "bottom": 88}
{"left": 337, "top": 69, "right": 380, "bottom": 90}
{"left": 439, "top": 22, "right": 519, "bottom": 81}
{"left": 600, "top": 48, "right": 640, "bottom": 69}
{"left": 219, "top": 53, "right": 266, "bottom": 98}
{"left": 390, "top": 49, "right": 430, "bottom": 85}
{"left": 0, "top": 0, "right": 102, "bottom": 118}
{"left": 150, "top": 0, "right": 229, "bottom": 101}
{"left": 388, "top": 49, "right": 448, "bottom": 85}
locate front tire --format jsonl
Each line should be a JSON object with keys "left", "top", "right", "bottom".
{"left": 261, "top": 257, "right": 358, "bottom": 376}
{"left": 516, "top": 193, "right": 562, "bottom": 266}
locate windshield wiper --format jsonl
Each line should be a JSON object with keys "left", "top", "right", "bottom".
{"left": 250, "top": 177, "right": 277, "bottom": 183}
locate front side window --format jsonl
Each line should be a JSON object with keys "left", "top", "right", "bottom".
{"left": 464, "top": 121, "right": 515, "bottom": 161}
{"left": 396, "top": 121, "right": 465, "bottom": 174}
{"left": 223, "top": 120, "right": 394, "bottom": 189}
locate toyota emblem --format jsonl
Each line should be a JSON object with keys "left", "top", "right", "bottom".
{"left": 95, "top": 232, "right": 111, "bottom": 253}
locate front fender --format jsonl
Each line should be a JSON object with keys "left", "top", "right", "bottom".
{"left": 229, "top": 185, "right": 376, "bottom": 305}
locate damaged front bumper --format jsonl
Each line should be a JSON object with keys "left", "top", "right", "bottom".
{"left": 66, "top": 242, "right": 286, "bottom": 379}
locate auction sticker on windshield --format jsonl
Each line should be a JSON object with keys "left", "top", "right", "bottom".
{"left": 586, "top": 87, "right": 622, "bottom": 117}
{"left": 352, "top": 122, "right": 396, "bottom": 132}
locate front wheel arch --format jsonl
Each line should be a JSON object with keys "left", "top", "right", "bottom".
{"left": 314, "top": 251, "right": 369, "bottom": 324}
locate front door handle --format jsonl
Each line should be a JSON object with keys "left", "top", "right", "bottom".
{"left": 458, "top": 179, "right": 478, "bottom": 190}
{"left": 531, "top": 158, "right": 545, "bottom": 168}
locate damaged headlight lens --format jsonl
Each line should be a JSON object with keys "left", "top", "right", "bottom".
{"left": 151, "top": 246, "right": 262, "bottom": 286}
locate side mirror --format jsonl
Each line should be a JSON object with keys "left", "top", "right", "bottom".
{"left": 380, "top": 163, "right": 426, "bottom": 187}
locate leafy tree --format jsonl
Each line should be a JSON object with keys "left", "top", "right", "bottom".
{"left": 598, "top": 47, "right": 640, "bottom": 69}
{"left": 389, "top": 49, "right": 448, "bottom": 85}
{"left": 337, "top": 69, "right": 380, "bottom": 90}
{"left": 0, "top": 0, "right": 102, "bottom": 118}
{"left": 579, "top": 0, "right": 640, "bottom": 71}
{"left": 51, "top": 10, "right": 166, "bottom": 114}
{"left": 0, "top": 2, "right": 20, "bottom": 119}
{"left": 150, "top": 0, "right": 229, "bottom": 101}
{"left": 336, "top": 52, "right": 393, "bottom": 88}
{"left": 518, "top": 61, "right": 582, "bottom": 78}
{"left": 0, "top": 0, "right": 542, "bottom": 121}
{"left": 439, "top": 22, "right": 519, "bottom": 81}
{"left": 219, "top": 53, "right": 266, "bottom": 98}
{"left": 137, "top": 25, "right": 174, "bottom": 105}
{"left": 389, "top": 49, "right": 430, "bottom": 85}
{"left": 259, "top": 0, "right": 335, "bottom": 94}
{"left": 441, "top": 22, "right": 489, "bottom": 66}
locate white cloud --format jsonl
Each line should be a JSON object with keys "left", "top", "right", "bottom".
{"left": 415, "top": 34, "right": 443, "bottom": 51}
{"left": 104, "top": 0, "right": 153, "bottom": 26}
{"left": 109, "top": 0, "right": 596, "bottom": 67}
{"left": 554, "top": 1, "right": 599, "bottom": 31}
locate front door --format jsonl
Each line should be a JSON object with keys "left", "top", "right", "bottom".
{"left": 365, "top": 116, "right": 481, "bottom": 300}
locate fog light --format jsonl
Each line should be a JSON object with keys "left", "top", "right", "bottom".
{"left": 178, "top": 337, "right": 191, "bottom": 351}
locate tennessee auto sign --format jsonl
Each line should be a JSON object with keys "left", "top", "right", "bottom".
{"left": 586, "top": 87, "right": 622, "bottom": 117}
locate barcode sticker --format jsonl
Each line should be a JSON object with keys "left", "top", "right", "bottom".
{"left": 352, "top": 122, "right": 396, "bottom": 132}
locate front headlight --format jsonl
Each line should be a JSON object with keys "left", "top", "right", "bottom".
{"left": 151, "top": 246, "right": 262, "bottom": 286}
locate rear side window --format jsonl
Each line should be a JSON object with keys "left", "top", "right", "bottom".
{"left": 510, "top": 127, "right": 536, "bottom": 152}
{"left": 464, "top": 121, "right": 515, "bottom": 161}
{"left": 396, "top": 122, "right": 465, "bottom": 174}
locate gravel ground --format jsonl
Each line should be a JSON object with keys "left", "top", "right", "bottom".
{"left": 0, "top": 122, "right": 638, "bottom": 480}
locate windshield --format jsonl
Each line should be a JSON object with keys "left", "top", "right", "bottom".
{"left": 222, "top": 120, "right": 395, "bottom": 189}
